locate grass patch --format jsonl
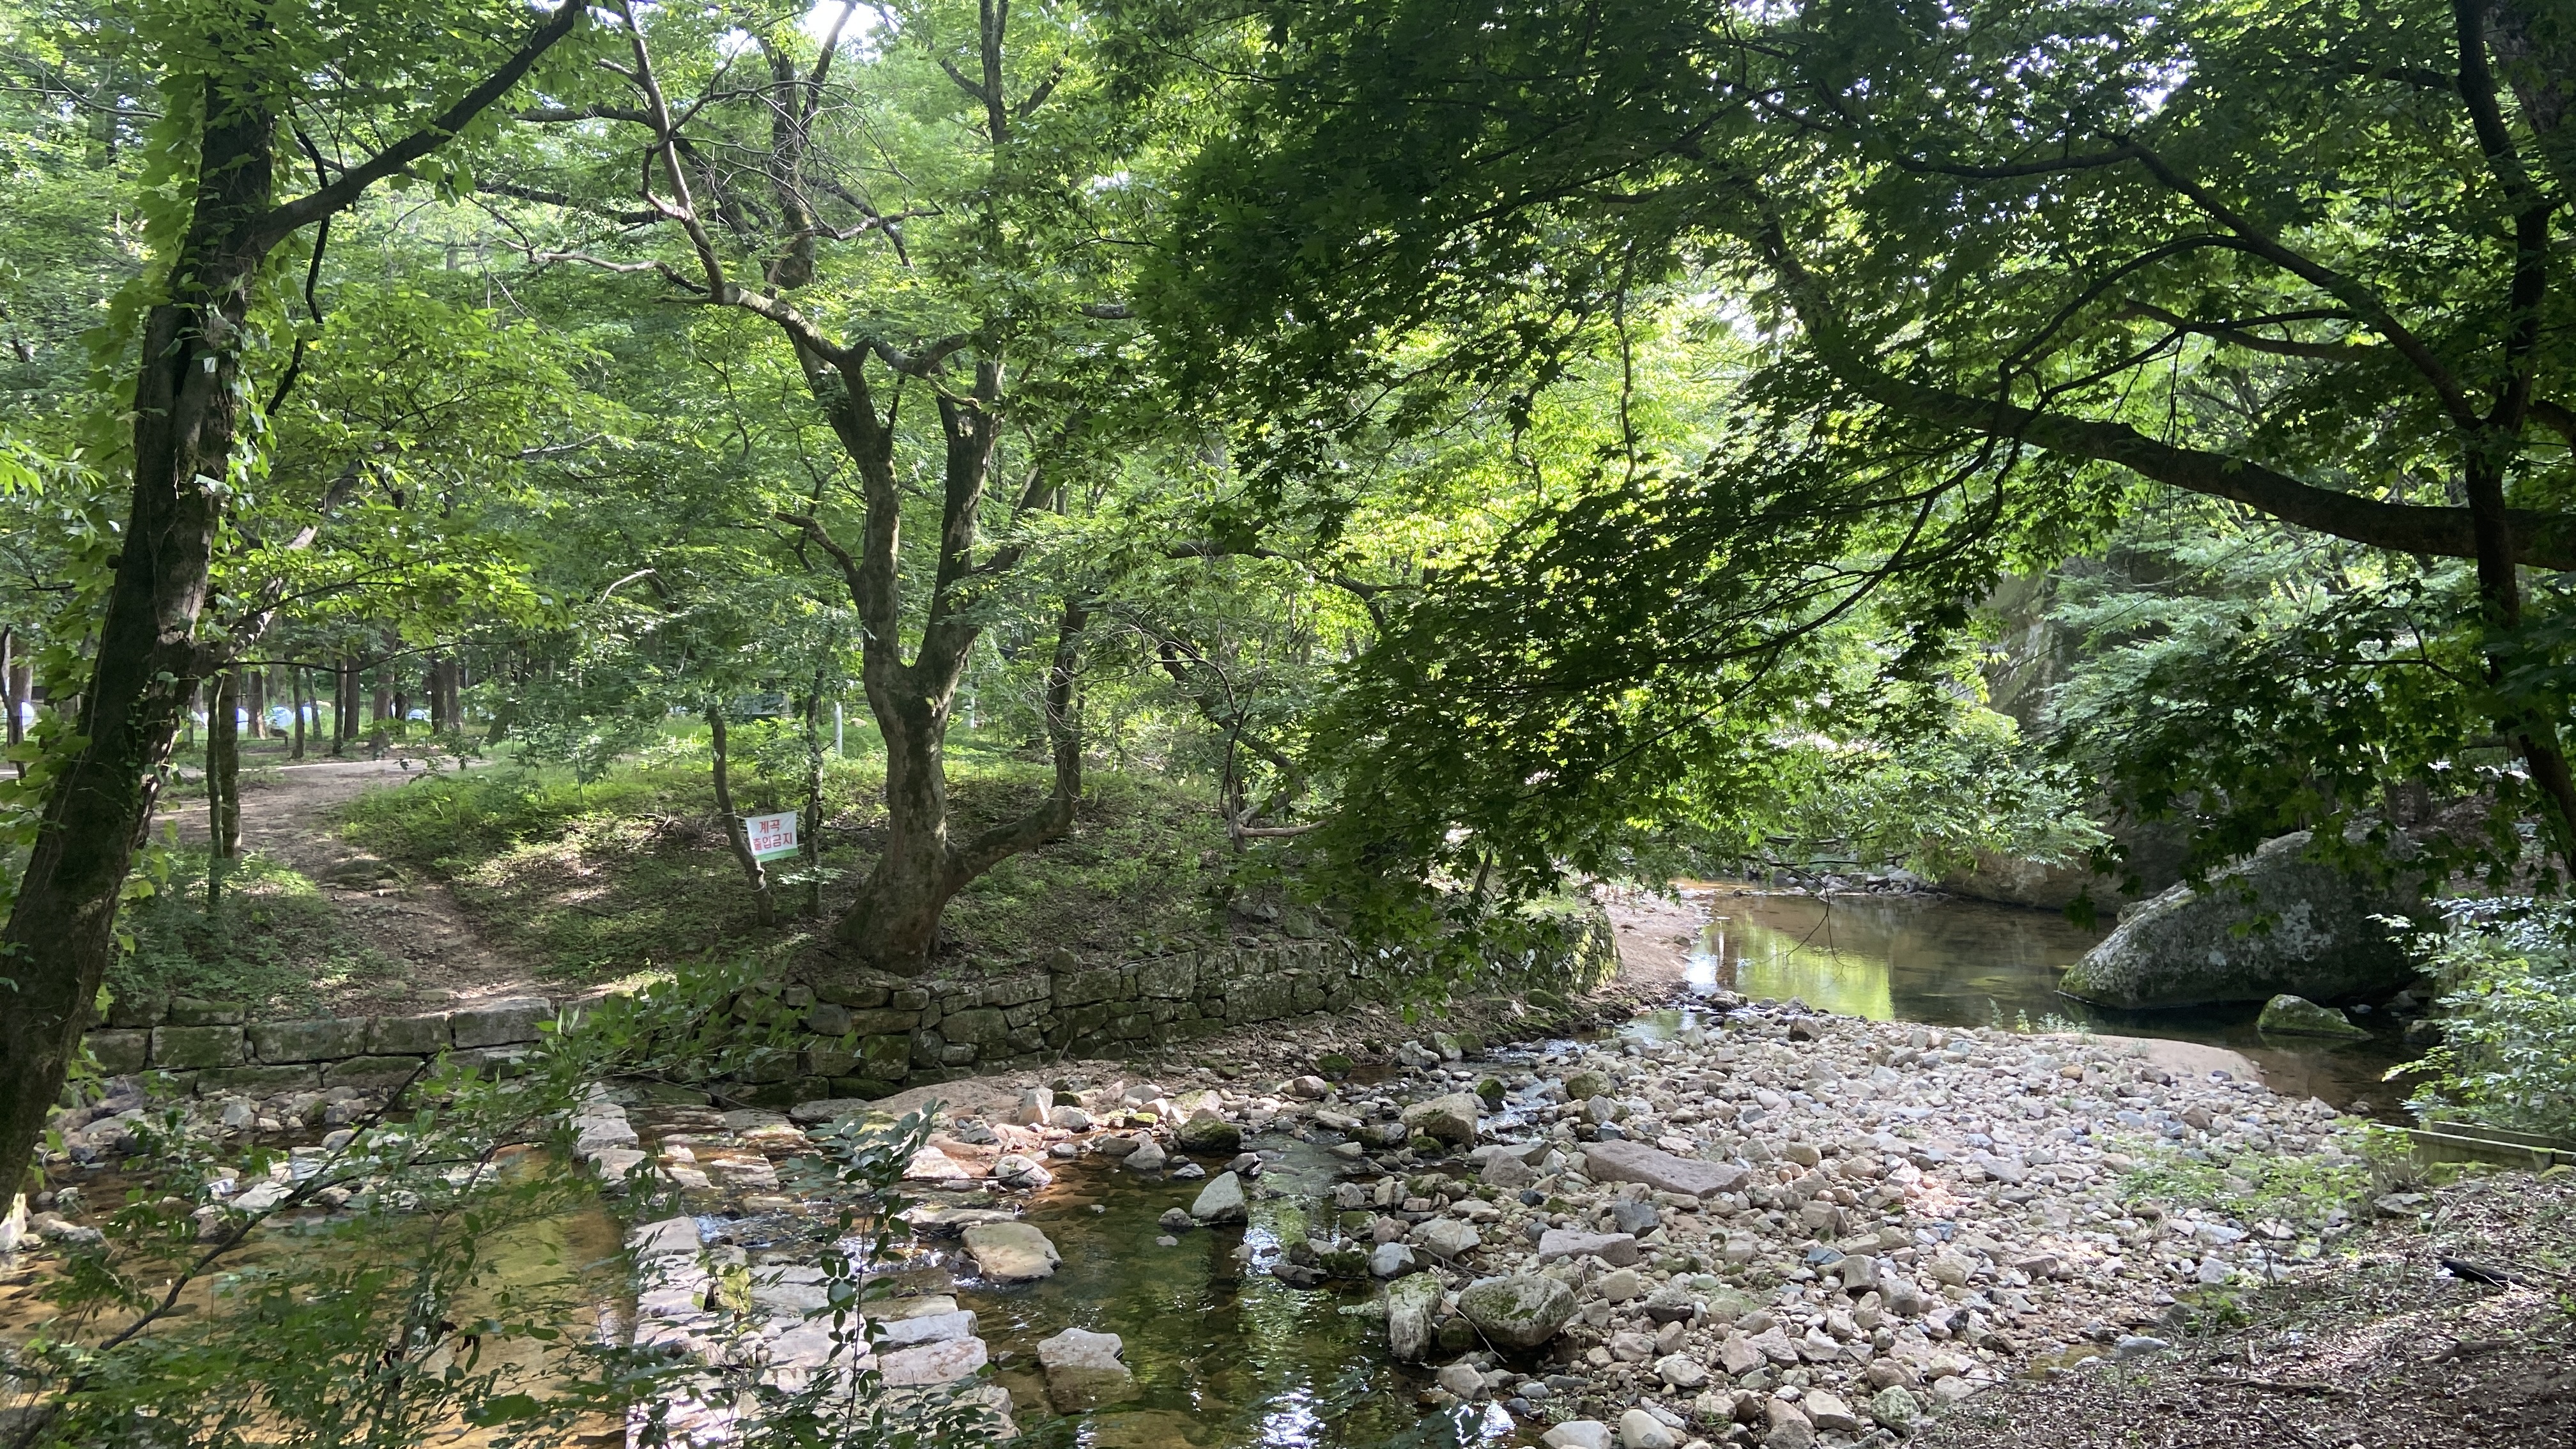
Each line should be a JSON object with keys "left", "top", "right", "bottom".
{"left": 2115, "top": 1127, "right": 2409, "bottom": 1229}
{"left": 343, "top": 735, "right": 1245, "bottom": 981}
{"left": 111, "top": 850, "right": 408, "bottom": 1015}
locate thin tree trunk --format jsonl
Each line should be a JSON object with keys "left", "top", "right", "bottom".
{"left": 291, "top": 666, "right": 307, "bottom": 761}
{"left": 244, "top": 664, "right": 266, "bottom": 740}
{"left": 709, "top": 707, "right": 776, "bottom": 927}
{"left": 1, "top": 625, "right": 15, "bottom": 752}
{"left": 206, "top": 667, "right": 240, "bottom": 912}
{"left": 208, "top": 668, "right": 240, "bottom": 859}
{"left": 801, "top": 681, "right": 825, "bottom": 918}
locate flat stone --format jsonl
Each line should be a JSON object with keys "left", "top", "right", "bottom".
{"left": 1543, "top": 1423, "right": 1615, "bottom": 1449}
{"left": 1457, "top": 1273, "right": 1578, "bottom": 1351}
{"left": 903, "top": 1146, "right": 975, "bottom": 1181}
{"left": 1436, "top": 1361, "right": 1485, "bottom": 1399}
{"left": 1655, "top": 1353, "right": 1706, "bottom": 1390}
{"left": 249, "top": 1017, "right": 368, "bottom": 1064}
{"left": 629, "top": 1216, "right": 702, "bottom": 1257}
{"left": 1401, "top": 1092, "right": 1481, "bottom": 1146}
{"left": 2256, "top": 993, "right": 2373, "bottom": 1038}
{"left": 1125, "top": 1138, "right": 1167, "bottom": 1171}
{"left": 1413, "top": 1218, "right": 1482, "bottom": 1260}
{"left": 1869, "top": 1385, "right": 1923, "bottom": 1431}
{"left": 320, "top": 1055, "right": 427, "bottom": 1089}
{"left": 877, "top": 1336, "right": 987, "bottom": 1386}
{"left": 588, "top": 1148, "right": 649, "bottom": 1186}
{"left": 167, "top": 996, "right": 245, "bottom": 1026}
{"left": 1174, "top": 1109, "right": 1241, "bottom": 1154}
{"left": 875, "top": 1309, "right": 977, "bottom": 1348}
{"left": 1804, "top": 1388, "right": 1859, "bottom": 1432}
{"left": 448, "top": 997, "right": 552, "bottom": 1049}
{"left": 1037, "top": 1326, "right": 1126, "bottom": 1372}
{"left": 1583, "top": 1139, "right": 1749, "bottom": 1197}
{"left": 196, "top": 1064, "right": 321, "bottom": 1094}
{"left": 962, "top": 1221, "right": 1060, "bottom": 1281}
{"left": 1761, "top": 1399, "right": 1815, "bottom": 1449}
{"left": 1368, "top": 1242, "right": 1416, "bottom": 1277}
{"left": 1480, "top": 1152, "right": 1538, "bottom": 1189}
{"left": 1190, "top": 1171, "right": 1248, "bottom": 1224}
{"left": 84, "top": 1030, "right": 150, "bottom": 1075}
{"left": 367, "top": 1014, "right": 452, "bottom": 1054}
{"left": 788, "top": 1097, "right": 873, "bottom": 1125}
{"left": 1536, "top": 1229, "right": 1641, "bottom": 1266}
{"left": 150, "top": 1025, "right": 243, "bottom": 1070}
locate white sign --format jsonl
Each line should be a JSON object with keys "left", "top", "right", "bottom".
{"left": 745, "top": 811, "right": 801, "bottom": 861}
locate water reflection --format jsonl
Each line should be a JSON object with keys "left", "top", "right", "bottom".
{"left": 1692, "top": 889, "right": 2099, "bottom": 1025}
{"left": 1680, "top": 887, "right": 2416, "bottom": 1110}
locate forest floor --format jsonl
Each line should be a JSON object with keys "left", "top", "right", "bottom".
{"left": 1922, "top": 1169, "right": 2576, "bottom": 1449}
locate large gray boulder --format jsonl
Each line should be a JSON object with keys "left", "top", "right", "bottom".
{"left": 2057, "top": 832, "right": 2421, "bottom": 1009}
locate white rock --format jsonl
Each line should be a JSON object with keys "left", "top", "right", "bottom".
{"left": 1616, "top": 1407, "right": 1679, "bottom": 1449}
{"left": 1543, "top": 1422, "right": 1614, "bottom": 1449}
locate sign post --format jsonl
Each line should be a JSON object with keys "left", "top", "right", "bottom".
{"left": 744, "top": 811, "right": 801, "bottom": 862}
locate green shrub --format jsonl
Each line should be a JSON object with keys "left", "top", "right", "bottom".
{"left": 2393, "top": 898, "right": 2576, "bottom": 1140}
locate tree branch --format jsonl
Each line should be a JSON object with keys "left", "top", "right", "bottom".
{"left": 255, "top": 0, "right": 591, "bottom": 250}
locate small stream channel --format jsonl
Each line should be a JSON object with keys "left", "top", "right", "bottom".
{"left": 1674, "top": 885, "right": 2419, "bottom": 1110}
{"left": 964, "top": 1146, "right": 1519, "bottom": 1449}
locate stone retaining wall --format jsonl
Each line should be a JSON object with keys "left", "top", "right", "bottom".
{"left": 80, "top": 993, "right": 557, "bottom": 1094}
{"left": 80, "top": 911, "right": 1620, "bottom": 1105}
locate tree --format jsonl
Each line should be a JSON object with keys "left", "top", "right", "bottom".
{"left": 484, "top": 0, "right": 1184, "bottom": 972}
{"left": 0, "top": 0, "right": 588, "bottom": 1216}
{"left": 1146, "top": 0, "right": 2576, "bottom": 899}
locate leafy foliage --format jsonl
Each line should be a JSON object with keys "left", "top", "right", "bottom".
{"left": 2395, "top": 898, "right": 2576, "bottom": 1138}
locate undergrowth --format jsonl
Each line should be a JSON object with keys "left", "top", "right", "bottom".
{"left": 111, "top": 850, "right": 406, "bottom": 1015}
{"left": 342, "top": 737, "right": 1241, "bottom": 982}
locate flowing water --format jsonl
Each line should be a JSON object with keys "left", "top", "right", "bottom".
{"left": 1670, "top": 886, "right": 2419, "bottom": 1111}
{"left": 956, "top": 1145, "right": 1524, "bottom": 1449}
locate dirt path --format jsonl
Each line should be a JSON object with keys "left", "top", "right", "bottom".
{"left": 158, "top": 751, "right": 548, "bottom": 1011}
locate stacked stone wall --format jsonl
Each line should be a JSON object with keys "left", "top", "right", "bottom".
{"left": 76, "top": 911, "right": 1619, "bottom": 1105}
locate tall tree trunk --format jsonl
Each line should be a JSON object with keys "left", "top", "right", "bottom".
{"left": 208, "top": 668, "right": 241, "bottom": 859}
{"left": 1, "top": 625, "right": 15, "bottom": 753}
{"left": 708, "top": 707, "right": 776, "bottom": 927}
{"left": 829, "top": 597, "right": 1088, "bottom": 970}
{"left": 2464, "top": 455, "right": 2576, "bottom": 871}
{"left": 0, "top": 0, "right": 583, "bottom": 1215}
{"left": 0, "top": 70, "right": 271, "bottom": 1219}
{"left": 290, "top": 666, "right": 307, "bottom": 761}
{"left": 245, "top": 664, "right": 267, "bottom": 740}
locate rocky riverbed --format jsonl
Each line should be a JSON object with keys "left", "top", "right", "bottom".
{"left": 8, "top": 985, "right": 2416, "bottom": 1448}
{"left": 538, "top": 985, "right": 2381, "bottom": 1446}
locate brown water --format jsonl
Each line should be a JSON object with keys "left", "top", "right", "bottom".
{"left": 1677, "top": 887, "right": 2419, "bottom": 1110}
